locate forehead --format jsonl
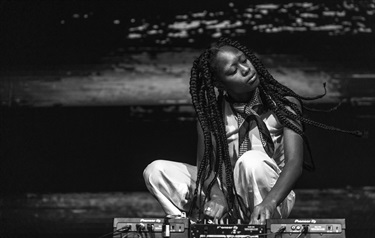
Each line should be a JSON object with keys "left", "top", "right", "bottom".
{"left": 214, "top": 46, "right": 242, "bottom": 69}
{"left": 217, "top": 45, "right": 241, "bottom": 57}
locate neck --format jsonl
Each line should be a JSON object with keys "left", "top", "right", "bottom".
{"left": 226, "top": 89, "right": 258, "bottom": 103}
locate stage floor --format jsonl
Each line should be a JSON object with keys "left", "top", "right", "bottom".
{"left": 1, "top": 188, "right": 374, "bottom": 237}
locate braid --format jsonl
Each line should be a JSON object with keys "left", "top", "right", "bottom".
{"left": 188, "top": 45, "right": 245, "bottom": 220}
{"left": 218, "top": 91, "right": 237, "bottom": 214}
{"left": 218, "top": 37, "right": 364, "bottom": 138}
{"left": 202, "top": 51, "right": 237, "bottom": 212}
{"left": 189, "top": 56, "right": 214, "bottom": 217}
{"left": 189, "top": 37, "right": 363, "bottom": 221}
{"left": 219, "top": 37, "right": 330, "bottom": 102}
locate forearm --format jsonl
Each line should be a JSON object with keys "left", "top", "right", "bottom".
{"left": 263, "top": 106, "right": 304, "bottom": 208}
{"left": 262, "top": 158, "right": 302, "bottom": 207}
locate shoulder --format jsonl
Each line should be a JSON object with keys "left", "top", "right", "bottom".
{"left": 283, "top": 96, "right": 303, "bottom": 130}
{"left": 284, "top": 96, "right": 302, "bottom": 113}
{"left": 285, "top": 96, "right": 301, "bottom": 107}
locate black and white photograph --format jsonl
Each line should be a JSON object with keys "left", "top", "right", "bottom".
{"left": 0, "top": 0, "right": 374, "bottom": 237}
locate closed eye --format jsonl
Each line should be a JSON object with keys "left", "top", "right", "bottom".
{"left": 229, "top": 68, "right": 237, "bottom": 75}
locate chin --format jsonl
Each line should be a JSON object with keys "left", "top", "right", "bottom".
{"left": 250, "top": 77, "right": 260, "bottom": 88}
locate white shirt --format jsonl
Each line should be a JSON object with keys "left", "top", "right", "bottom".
{"left": 223, "top": 99, "right": 286, "bottom": 169}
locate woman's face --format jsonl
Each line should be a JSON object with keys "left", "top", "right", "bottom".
{"left": 213, "top": 45, "right": 260, "bottom": 102}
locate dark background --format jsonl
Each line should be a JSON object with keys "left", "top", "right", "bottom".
{"left": 0, "top": 0, "right": 374, "bottom": 194}
{"left": 1, "top": 0, "right": 374, "bottom": 65}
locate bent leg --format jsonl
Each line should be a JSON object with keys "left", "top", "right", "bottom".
{"left": 233, "top": 151, "right": 295, "bottom": 219}
{"left": 143, "top": 160, "right": 197, "bottom": 216}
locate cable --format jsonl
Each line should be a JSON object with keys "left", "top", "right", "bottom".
{"left": 276, "top": 226, "right": 286, "bottom": 234}
{"left": 295, "top": 225, "right": 308, "bottom": 238}
{"left": 272, "top": 226, "right": 286, "bottom": 237}
{"left": 123, "top": 232, "right": 142, "bottom": 238}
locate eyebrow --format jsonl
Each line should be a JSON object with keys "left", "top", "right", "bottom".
{"left": 223, "top": 52, "right": 244, "bottom": 75}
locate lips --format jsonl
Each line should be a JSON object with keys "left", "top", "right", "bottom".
{"left": 246, "top": 73, "right": 257, "bottom": 84}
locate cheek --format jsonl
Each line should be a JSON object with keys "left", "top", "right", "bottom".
{"left": 224, "top": 78, "right": 242, "bottom": 90}
{"left": 248, "top": 61, "right": 256, "bottom": 71}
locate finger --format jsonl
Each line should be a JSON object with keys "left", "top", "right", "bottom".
{"left": 267, "top": 208, "right": 274, "bottom": 219}
{"left": 208, "top": 209, "right": 221, "bottom": 222}
{"left": 260, "top": 210, "right": 268, "bottom": 225}
{"left": 250, "top": 212, "right": 260, "bottom": 225}
{"left": 212, "top": 206, "right": 225, "bottom": 220}
{"left": 211, "top": 211, "right": 219, "bottom": 221}
{"left": 265, "top": 209, "right": 271, "bottom": 219}
{"left": 250, "top": 207, "right": 260, "bottom": 224}
{"left": 220, "top": 211, "right": 228, "bottom": 222}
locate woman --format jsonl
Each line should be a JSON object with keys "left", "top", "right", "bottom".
{"left": 143, "top": 38, "right": 362, "bottom": 224}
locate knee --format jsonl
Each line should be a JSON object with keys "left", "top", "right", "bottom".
{"left": 235, "top": 150, "right": 275, "bottom": 180}
{"left": 237, "top": 151, "right": 269, "bottom": 171}
{"left": 143, "top": 160, "right": 167, "bottom": 186}
{"left": 235, "top": 151, "right": 280, "bottom": 189}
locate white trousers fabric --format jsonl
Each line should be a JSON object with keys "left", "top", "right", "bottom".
{"left": 143, "top": 150, "right": 295, "bottom": 220}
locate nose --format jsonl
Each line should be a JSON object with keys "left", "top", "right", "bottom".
{"left": 239, "top": 64, "right": 250, "bottom": 76}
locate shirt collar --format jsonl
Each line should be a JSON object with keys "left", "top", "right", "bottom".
{"left": 225, "top": 88, "right": 263, "bottom": 115}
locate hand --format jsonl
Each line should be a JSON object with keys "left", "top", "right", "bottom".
{"left": 250, "top": 200, "right": 277, "bottom": 225}
{"left": 203, "top": 194, "right": 228, "bottom": 220}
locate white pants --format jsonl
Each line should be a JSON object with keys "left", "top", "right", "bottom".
{"left": 143, "top": 150, "right": 295, "bottom": 220}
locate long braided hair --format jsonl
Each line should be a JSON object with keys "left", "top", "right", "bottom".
{"left": 188, "top": 37, "right": 363, "bottom": 222}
